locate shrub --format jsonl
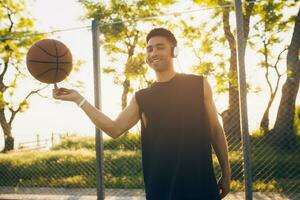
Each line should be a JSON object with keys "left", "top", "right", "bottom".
{"left": 52, "top": 133, "right": 141, "bottom": 151}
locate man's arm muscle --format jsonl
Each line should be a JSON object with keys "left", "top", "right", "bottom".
{"left": 113, "top": 95, "right": 140, "bottom": 138}
{"left": 80, "top": 95, "right": 140, "bottom": 139}
{"left": 203, "top": 77, "right": 231, "bottom": 178}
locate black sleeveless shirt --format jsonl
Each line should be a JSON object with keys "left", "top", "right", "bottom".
{"left": 135, "top": 73, "right": 221, "bottom": 200}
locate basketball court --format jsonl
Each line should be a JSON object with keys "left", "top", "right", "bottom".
{"left": 0, "top": 187, "right": 298, "bottom": 200}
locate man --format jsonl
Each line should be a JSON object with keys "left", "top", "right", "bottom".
{"left": 53, "top": 28, "right": 231, "bottom": 200}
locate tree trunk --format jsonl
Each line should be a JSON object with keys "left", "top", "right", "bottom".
{"left": 220, "top": 2, "right": 254, "bottom": 150}
{"left": 260, "top": 93, "right": 275, "bottom": 132}
{"left": 0, "top": 110, "right": 14, "bottom": 152}
{"left": 272, "top": 8, "right": 300, "bottom": 149}
{"left": 121, "top": 79, "right": 130, "bottom": 110}
{"left": 221, "top": 8, "right": 241, "bottom": 149}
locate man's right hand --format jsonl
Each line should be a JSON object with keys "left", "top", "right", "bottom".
{"left": 52, "top": 83, "right": 140, "bottom": 139}
{"left": 52, "top": 84, "right": 83, "bottom": 104}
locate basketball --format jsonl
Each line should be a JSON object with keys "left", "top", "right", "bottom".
{"left": 26, "top": 39, "right": 73, "bottom": 84}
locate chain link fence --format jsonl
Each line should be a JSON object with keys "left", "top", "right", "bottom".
{"left": 0, "top": 0, "right": 300, "bottom": 199}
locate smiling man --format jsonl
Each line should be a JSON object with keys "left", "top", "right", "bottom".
{"left": 53, "top": 28, "right": 231, "bottom": 200}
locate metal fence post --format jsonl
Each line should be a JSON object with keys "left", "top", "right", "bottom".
{"left": 234, "top": 0, "right": 253, "bottom": 199}
{"left": 92, "top": 19, "right": 105, "bottom": 200}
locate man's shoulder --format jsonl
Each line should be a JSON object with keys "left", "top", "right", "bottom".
{"left": 135, "top": 87, "right": 151, "bottom": 95}
{"left": 179, "top": 73, "right": 204, "bottom": 82}
{"left": 135, "top": 87, "right": 151, "bottom": 100}
{"left": 135, "top": 73, "right": 204, "bottom": 93}
{"left": 179, "top": 72, "right": 202, "bottom": 78}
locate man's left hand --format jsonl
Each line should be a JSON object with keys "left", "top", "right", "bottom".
{"left": 217, "top": 175, "right": 230, "bottom": 199}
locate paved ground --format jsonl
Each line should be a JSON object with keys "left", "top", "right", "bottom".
{"left": 0, "top": 187, "right": 298, "bottom": 200}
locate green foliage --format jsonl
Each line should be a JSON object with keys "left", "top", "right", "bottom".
{"left": 193, "top": 0, "right": 219, "bottom": 6}
{"left": 80, "top": 0, "right": 163, "bottom": 57}
{"left": 103, "top": 66, "right": 117, "bottom": 74}
{"left": 200, "top": 37, "right": 213, "bottom": 54}
{"left": 0, "top": 1, "right": 45, "bottom": 64}
{"left": 0, "top": 0, "right": 46, "bottom": 134}
{"left": 252, "top": 0, "right": 296, "bottom": 68}
{"left": 51, "top": 135, "right": 95, "bottom": 150}
{"left": 192, "top": 62, "right": 214, "bottom": 76}
{"left": 0, "top": 148, "right": 143, "bottom": 188}
{"left": 1, "top": 131, "right": 300, "bottom": 192}
{"left": 0, "top": 150, "right": 96, "bottom": 187}
{"left": 294, "top": 105, "right": 300, "bottom": 136}
{"left": 52, "top": 133, "right": 141, "bottom": 151}
{"left": 250, "top": 1, "right": 298, "bottom": 133}
{"left": 177, "top": 10, "right": 231, "bottom": 94}
{"left": 0, "top": 92, "right": 6, "bottom": 109}
{"left": 79, "top": 0, "right": 165, "bottom": 107}
{"left": 0, "top": 135, "right": 299, "bottom": 192}
{"left": 19, "top": 100, "right": 29, "bottom": 112}
{"left": 104, "top": 133, "right": 141, "bottom": 151}
{"left": 124, "top": 53, "right": 148, "bottom": 80}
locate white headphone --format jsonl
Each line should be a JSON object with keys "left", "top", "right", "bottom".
{"left": 173, "top": 46, "right": 179, "bottom": 58}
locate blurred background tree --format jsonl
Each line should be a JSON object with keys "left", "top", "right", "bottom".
{"left": 0, "top": 0, "right": 46, "bottom": 152}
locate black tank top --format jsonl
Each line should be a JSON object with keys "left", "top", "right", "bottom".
{"left": 135, "top": 73, "right": 221, "bottom": 200}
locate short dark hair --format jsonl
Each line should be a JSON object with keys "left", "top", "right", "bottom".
{"left": 146, "top": 28, "right": 177, "bottom": 47}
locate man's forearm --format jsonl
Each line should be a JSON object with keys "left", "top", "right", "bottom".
{"left": 211, "top": 124, "right": 231, "bottom": 178}
{"left": 75, "top": 96, "right": 118, "bottom": 138}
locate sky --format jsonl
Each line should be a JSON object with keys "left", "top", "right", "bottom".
{"left": 0, "top": 0, "right": 299, "bottom": 150}
{"left": 1, "top": 0, "right": 109, "bottom": 148}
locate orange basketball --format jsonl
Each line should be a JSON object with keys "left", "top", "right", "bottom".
{"left": 26, "top": 39, "right": 73, "bottom": 84}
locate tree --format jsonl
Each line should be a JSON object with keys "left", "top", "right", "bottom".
{"left": 272, "top": 7, "right": 300, "bottom": 149}
{"left": 179, "top": 19, "right": 229, "bottom": 94}
{"left": 0, "top": 0, "right": 47, "bottom": 152}
{"left": 251, "top": 1, "right": 293, "bottom": 132}
{"left": 80, "top": 0, "right": 174, "bottom": 110}
{"left": 217, "top": 0, "right": 255, "bottom": 147}
{"left": 190, "top": 0, "right": 255, "bottom": 149}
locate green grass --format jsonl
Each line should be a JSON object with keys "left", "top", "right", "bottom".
{"left": 0, "top": 133, "right": 299, "bottom": 193}
{"left": 52, "top": 133, "right": 141, "bottom": 151}
{"left": 0, "top": 149, "right": 96, "bottom": 187}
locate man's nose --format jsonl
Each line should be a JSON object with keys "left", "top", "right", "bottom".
{"left": 150, "top": 48, "right": 159, "bottom": 57}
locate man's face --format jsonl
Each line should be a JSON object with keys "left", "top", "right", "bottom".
{"left": 146, "top": 36, "right": 173, "bottom": 72}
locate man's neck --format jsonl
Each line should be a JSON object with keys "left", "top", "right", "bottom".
{"left": 155, "top": 68, "right": 177, "bottom": 82}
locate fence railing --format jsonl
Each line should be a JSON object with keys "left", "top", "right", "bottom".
{"left": 17, "top": 133, "right": 60, "bottom": 151}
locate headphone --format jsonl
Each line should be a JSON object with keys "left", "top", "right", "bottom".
{"left": 171, "top": 46, "right": 178, "bottom": 58}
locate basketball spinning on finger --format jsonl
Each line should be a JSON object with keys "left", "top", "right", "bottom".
{"left": 26, "top": 39, "right": 73, "bottom": 84}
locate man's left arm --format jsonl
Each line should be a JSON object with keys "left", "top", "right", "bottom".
{"left": 203, "top": 77, "right": 231, "bottom": 198}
